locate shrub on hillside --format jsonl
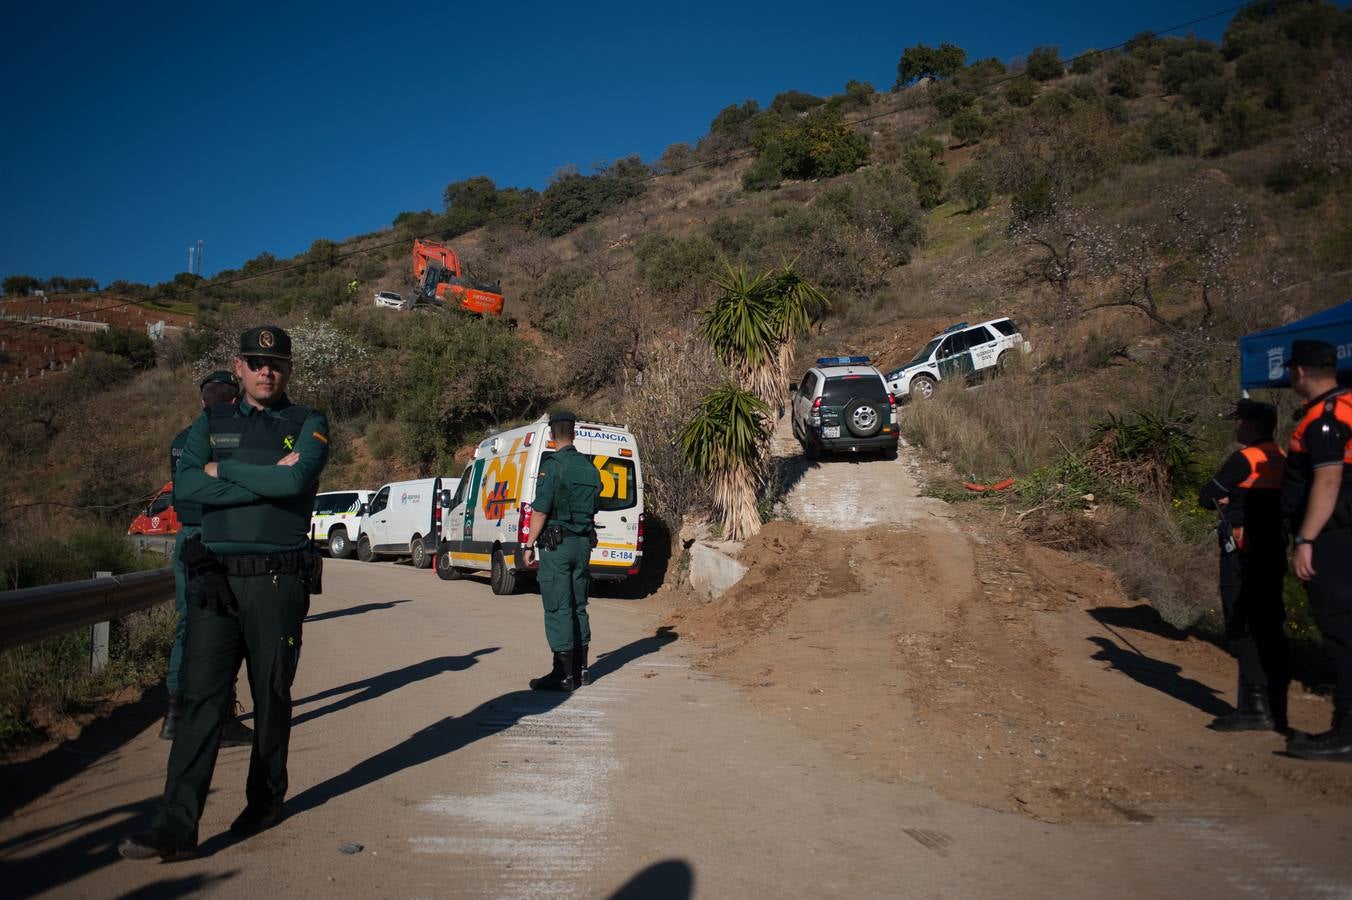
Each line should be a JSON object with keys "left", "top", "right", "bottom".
{"left": 1183, "top": 76, "right": 1230, "bottom": 119}
{"left": 840, "top": 79, "right": 876, "bottom": 111}
{"left": 395, "top": 317, "right": 532, "bottom": 466}
{"left": 740, "top": 156, "right": 782, "bottom": 192}
{"left": 1071, "top": 49, "right": 1103, "bottom": 74}
{"left": 706, "top": 216, "right": 757, "bottom": 257}
{"left": 1004, "top": 77, "right": 1038, "bottom": 107}
{"left": 88, "top": 328, "right": 156, "bottom": 370}
{"left": 932, "top": 87, "right": 976, "bottom": 118}
{"left": 949, "top": 109, "right": 990, "bottom": 145}
{"left": 1026, "top": 45, "right": 1064, "bottom": 81}
{"left": 533, "top": 158, "right": 648, "bottom": 237}
{"left": 1145, "top": 109, "right": 1201, "bottom": 157}
{"left": 894, "top": 42, "right": 967, "bottom": 89}
{"left": 1106, "top": 57, "right": 1146, "bottom": 98}
{"left": 635, "top": 233, "right": 721, "bottom": 298}
{"left": 749, "top": 106, "right": 870, "bottom": 186}
{"left": 769, "top": 90, "right": 825, "bottom": 116}
{"left": 1160, "top": 46, "right": 1224, "bottom": 95}
{"left": 1010, "top": 178, "right": 1055, "bottom": 224}
{"left": 952, "top": 164, "right": 993, "bottom": 211}
{"left": 901, "top": 138, "right": 946, "bottom": 208}
{"left": 658, "top": 142, "right": 696, "bottom": 173}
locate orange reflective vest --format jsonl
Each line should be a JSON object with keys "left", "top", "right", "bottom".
{"left": 1282, "top": 388, "right": 1352, "bottom": 528}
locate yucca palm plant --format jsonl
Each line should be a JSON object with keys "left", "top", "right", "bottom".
{"left": 767, "top": 261, "right": 830, "bottom": 410}
{"left": 698, "top": 265, "right": 780, "bottom": 407}
{"left": 680, "top": 383, "right": 771, "bottom": 541}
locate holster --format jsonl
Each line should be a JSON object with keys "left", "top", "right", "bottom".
{"left": 305, "top": 550, "right": 324, "bottom": 595}
{"left": 180, "top": 536, "right": 237, "bottom": 613}
{"left": 540, "top": 524, "right": 565, "bottom": 551}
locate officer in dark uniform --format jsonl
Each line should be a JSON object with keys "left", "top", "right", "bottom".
{"left": 161, "top": 370, "right": 253, "bottom": 749}
{"left": 120, "top": 325, "right": 329, "bottom": 859}
{"left": 1280, "top": 339, "right": 1352, "bottom": 762}
{"left": 1198, "top": 399, "right": 1289, "bottom": 732}
{"left": 521, "top": 411, "right": 602, "bottom": 692}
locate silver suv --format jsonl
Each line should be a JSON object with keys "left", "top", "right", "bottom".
{"left": 790, "top": 356, "right": 899, "bottom": 460}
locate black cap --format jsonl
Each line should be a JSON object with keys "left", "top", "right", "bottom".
{"left": 1283, "top": 339, "right": 1337, "bottom": 370}
{"left": 1225, "top": 399, "right": 1278, "bottom": 430}
{"left": 199, "top": 369, "right": 239, "bottom": 391}
{"left": 548, "top": 410, "right": 577, "bottom": 426}
{"left": 238, "top": 325, "right": 292, "bottom": 360}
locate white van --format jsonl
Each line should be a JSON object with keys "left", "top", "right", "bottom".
{"left": 357, "top": 476, "right": 460, "bottom": 568}
{"left": 310, "top": 489, "right": 374, "bottom": 559}
{"left": 435, "top": 415, "right": 645, "bottom": 594}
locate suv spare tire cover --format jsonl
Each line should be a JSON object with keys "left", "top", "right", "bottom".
{"left": 844, "top": 397, "right": 882, "bottom": 437}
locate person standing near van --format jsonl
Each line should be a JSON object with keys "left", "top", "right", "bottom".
{"left": 161, "top": 370, "right": 253, "bottom": 748}
{"left": 522, "top": 411, "right": 602, "bottom": 691}
{"left": 120, "top": 325, "right": 329, "bottom": 860}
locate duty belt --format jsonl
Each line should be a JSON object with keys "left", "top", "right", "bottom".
{"left": 222, "top": 551, "right": 307, "bottom": 577}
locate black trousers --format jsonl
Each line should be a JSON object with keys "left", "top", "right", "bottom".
{"left": 1218, "top": 545, "right": 1289, "bottom": 690}
{"left": 152, "top": 570, "right": 309, "bottom": 842}
{"left": 1306, "top": 528, "right": 1352, "bottom": 708}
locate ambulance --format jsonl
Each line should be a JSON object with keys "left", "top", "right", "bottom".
{"left": 435, "top": 415, "right": 645, "bottom": 594}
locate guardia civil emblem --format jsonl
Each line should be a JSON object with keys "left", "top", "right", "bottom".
{"left": 259, "top": 330, "right": 275, "bottom": 349}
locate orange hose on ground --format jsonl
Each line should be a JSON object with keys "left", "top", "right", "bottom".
{"left": 963, "top": 477, "right": 1015, "bottom": 492}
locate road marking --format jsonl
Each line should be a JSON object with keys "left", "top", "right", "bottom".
{"left": 411, "top": 685, "right": 626, "bottom": 899}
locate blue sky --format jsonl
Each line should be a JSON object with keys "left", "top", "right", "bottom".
{"left": 0, "top": 0, "right": 1239, "bottom": 287}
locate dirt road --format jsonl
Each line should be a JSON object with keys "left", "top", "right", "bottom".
{"left": 0, "top": 559, "right": 1348, "bottom": 897}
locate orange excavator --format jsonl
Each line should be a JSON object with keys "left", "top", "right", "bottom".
{"left": 412, "top": 238, "right": 505, "bottom": 316}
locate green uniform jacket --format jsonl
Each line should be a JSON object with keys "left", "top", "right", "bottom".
{"left": 534, "top": 445, "right": 602, "bottom": 534}
{"left": 169, "top": 425, "right": 204, "bottom": 526}
{"left": 174, "top": 396, "right": 330, "bottom": 554}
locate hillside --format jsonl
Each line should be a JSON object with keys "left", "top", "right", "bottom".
{"left": 2, "top": 0, "right": 1351, "bottom": 631}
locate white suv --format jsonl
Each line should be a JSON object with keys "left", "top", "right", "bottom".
{"left": 885, "top": 318, "right": 1030, "bottom": 402}
{"left": 310, "top": 490, "right": 374, "bottom": 559}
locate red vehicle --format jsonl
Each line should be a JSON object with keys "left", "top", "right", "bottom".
{"left": 127, "top": 482, "right": 181, "bottom": 535}
{"left": 411, "top": 238, "right": 505, "bottom": 317}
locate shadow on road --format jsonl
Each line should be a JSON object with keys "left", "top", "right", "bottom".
{"left": 119, "top": 871, "right": 237, "bottom": 898}
{"left": 590, "top": 626, "right": 679, "bottom": 683}
{"left": 305, "top": 598, "right": 413, "bottom": 624}
{"left": 608, "top": 858, "right": 694, "bottom": 899}
{"left": 1088, "top": 636, "right": 1231, "bottom": 718}
{"left": 0, "top": 686, "right": 163, "bottom": 820}
{"left": 291, "top": 648, "right": 499, "bottom": 727}
{"left": 281, "top": 688, "right": 570, "bottom": 822}
{"left": 0, "top": 796, "right": 158, "bottom": 898}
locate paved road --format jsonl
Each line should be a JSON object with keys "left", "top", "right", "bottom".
{"left": 3, "top": 560, "right": 1352, "bottom": 899}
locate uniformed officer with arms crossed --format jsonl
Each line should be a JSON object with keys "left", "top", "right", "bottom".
{"left": 161, "top": 369, "right": 253, "bottom": 748}
{"left": 521, "top": 411, "right": 602, "bottom": 692}
{"left": 1281, "top": 339, "right": 1352, "bottom": 762}
{"left": 120, "top": 325, "right": 329, "bottom": 859}
{"left": 1198, "top": 399, "right": 1290, "bottom": 732}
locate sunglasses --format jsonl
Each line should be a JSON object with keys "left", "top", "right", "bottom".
{"left": 242, "top": 356, "right": 291, "bottom": 374}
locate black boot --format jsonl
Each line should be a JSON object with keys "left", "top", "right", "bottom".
{"left": 158, "top": 693, "right": 183, "bottom": 741}
{"left": 1208, "top": 679, "right": 1276, "bottom": 732}
{"left": 1287, "top": 706, "right": 1352, "bottom": 761}
{"left": 229, "top": 797, "right": 285, "bottom": 837}
{"left": 575, "top": 644, "right": 591, "bottom": 687}
{"left": 529, "top": 651, "right": 577, "bottom": 692}
{"left": 220, "top": 693, "right": 254, "bottom": 748}
{"left": 1268, "top": 681, "right": 1290, "bottom": 734}
{"left": 118, "top": 827, "right": 196, "bottom": 860}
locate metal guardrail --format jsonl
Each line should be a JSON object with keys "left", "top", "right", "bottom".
{"left": 0, "top": 569, "right": 174, "bottom": 653}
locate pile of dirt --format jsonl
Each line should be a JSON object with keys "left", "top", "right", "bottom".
{"left": 664, "top": 517, "right": 1352, "bottom": 824}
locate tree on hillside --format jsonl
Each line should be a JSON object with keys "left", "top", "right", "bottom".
{"left": 1026, "top": 46, "right": 1065, "bottom": 81}
{"left": 894, "top": 42, "right": 968, "bottom": 89}
{"left": 680, "top": 384, "right": 770, "bottom": 542}
{"left": 3, "top": 274, "right": 41, "bottom": 296}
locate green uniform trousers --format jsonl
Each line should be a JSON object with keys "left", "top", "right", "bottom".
{"left": 152, "top": 569, "right": 309, "bottom": 843}
{"left": 538, "top": 534, "right": 591, "bottom": 652}
{"left": 167, "top": 525, "right": 201, "bottom": 696}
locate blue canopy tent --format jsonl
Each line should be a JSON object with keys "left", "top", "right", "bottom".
{"left": 1238, "top": 299, "right": 1352, "bottom": 389}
